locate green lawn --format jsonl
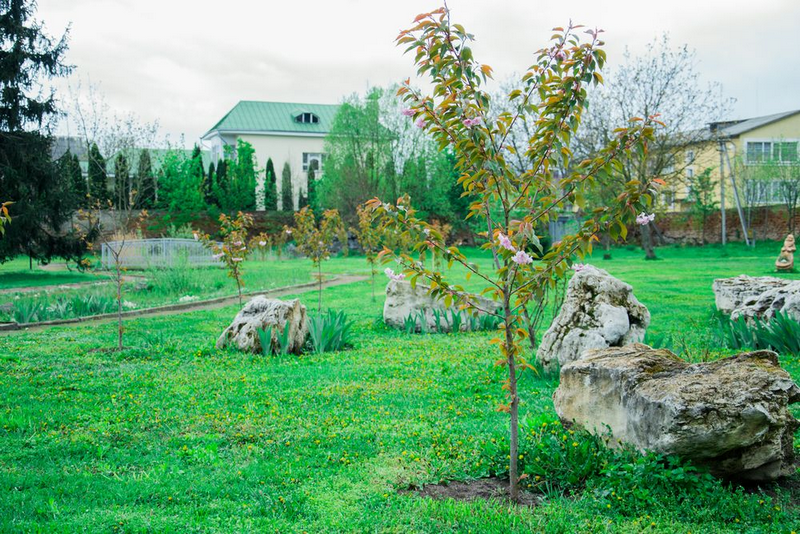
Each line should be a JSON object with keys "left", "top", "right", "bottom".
{"left": 0, "top": 243, "right": 798, "bottom": 532}
{"left": 0, "top": 257, "right": 103, "bottom": 290}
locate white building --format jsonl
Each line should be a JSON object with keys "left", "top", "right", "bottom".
{"left": 201, "top": 101, "right": 339, "bottom": 210}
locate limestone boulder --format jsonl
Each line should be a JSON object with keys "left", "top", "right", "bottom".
{"left": 554, "top": 343, "right": 800, "bottom": 481}
{"left": 713, "top": 275, "right": 800, "bottom": 321}
{"left": 536, "top": 265, "right": 649, "bottom": 369}
{"left": 383, "top": 279, "right": 499, "bottom": 332}
{"left": 216, "top": 297, "right": 308, "bottom": 354}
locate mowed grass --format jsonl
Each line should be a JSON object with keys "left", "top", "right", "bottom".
{"left": 0, "top": 257, "right": 104, "bottom": 290}
{"left": 0, "top": 242, "right": 799, "bottom": 532}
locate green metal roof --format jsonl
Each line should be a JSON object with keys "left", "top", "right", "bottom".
{"left": 204, "top": 101, "right": 340, "bottom": 137}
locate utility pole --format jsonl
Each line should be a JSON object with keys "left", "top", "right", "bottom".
{"left": 719, "top": 141, "right": 726, "bottom": 245}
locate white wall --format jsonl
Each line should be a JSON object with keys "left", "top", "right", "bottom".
{"left": 237, "top": 133, "right": 325, "bottom": 211}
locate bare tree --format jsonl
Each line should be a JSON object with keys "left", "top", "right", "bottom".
{"left": 574, "top": 34, "right": 733, "bottom": 258}
{"left": 61, "top": 79, "right": 162, "bottom": 205}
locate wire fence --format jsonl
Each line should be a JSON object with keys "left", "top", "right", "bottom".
{"left": 100, "top": 238, "right": 219, "bottom": 269}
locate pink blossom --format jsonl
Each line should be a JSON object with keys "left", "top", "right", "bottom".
{"left": 259, "top": 240, "right": 267, "bottom": 246}
{"left": 415, "top": 117, "right": 426, "bottom": 129}
{"left": 384, "top": 267, "right": 406, "bottom": 282}
{"left": 636, "top": 212, "right": 655, "bottom": 226}
{"left": 572, "top": 263, "right": 585, "bottom": 272}
{"left": 285, "top": 229, "right": 292, "bottom": 235}
{"left": 511, "top": 250, "right": 533, "bottom": 265}
{"left": 233, "top": 240, "right": 243, "bottom": 246}
{"left": 212, "top": 253, "right": 224, "bottom": 260}
{"left": 497, "top": 232, "right": 516, "bottom": 252}
{"left": 462, "top": 117, "right": 481, "bottom": 127}
{"left": 231, "top": 257, "right": 243, "bottom": 262}
{"left": 402, "top": 108, "right": 415, "bottom": 117}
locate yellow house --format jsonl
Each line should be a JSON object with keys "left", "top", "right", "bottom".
{"left": 201, "top": 101, "right": 339, "bottom": 211}
{"left": 663, "top": 109, "right": 800, "bottom": 214}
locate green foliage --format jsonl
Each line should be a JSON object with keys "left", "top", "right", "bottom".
{"left": 292, "top": 207, "right": 348, "bottom": 311}
{"left": 306, "top": 166, "right": 318, "bottom": 213}
{"left": 2, "top": 291, "right": 117, "bottom": 323}
{"left": 58, "top": 150, "right": 85, "bottom": 208}
{"left": 264, "top": 158, "right": 278, "bottom": 211}
{"left": 281, "top": 161, "right": 293, "bottom": 211}
{"left": 257, "top": 322, "right": 292, "bottom": 356}
{"left": 0, "top": 133, "right": 90, "bottom": 264}
{"left": 713, "top": 311, "right": 800, "bottom": 354}
{"left": 0, "top": 247, "right": 799, "bottom": 531}
{"left": 685, "top": 168, "right": 718, "bottom": 244}
{"left": 319, "top": 87, "right": 462, "bottom": 225}
{"left": 375, "top": 7, "right": 660, "bottom": 500}
{"left": 87, "top": 143, "right": 108, "bottom": 203}
{"left": 135, "top": 149, "right": 155, "bottom": 209}
{"left": 114, "top": 153, "right": 130, "bottom": 209}
{"left": 197, "top": 211, "right": 254, "bottom": 305}
{"left": 0, "top": 0, "right": 71, "bottom": 131}
{"left": 219, "top": 139, "right": 257, "bottom": 212}
{"left": 157, "top": 149, "right": 206, "bottom": 220}
{"left": 307, "top": 309, "right": 353, "bottom": 353}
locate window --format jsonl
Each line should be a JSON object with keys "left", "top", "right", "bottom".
{"left": 746, "top": 141, "right": 771, "bottom": 163}
{"left": 685, "top": 150, "right": 695, "bottom": 164}
{"left": 774, "top": 141, "right": 798, "bottom": 163}
{"left": 746, "top": 141, "right": 799, "bottom": 164}
{"left": 302, "top": 152, "right": 324, "bottom": 172}
{"left": 662, "top": 190, "right": 676, "bottom": 211}
{"left": 295, "top": 112, "right": 320, "bottom": 124}
{"left": 686, "top": 167, "right": 694, "bottom": 178}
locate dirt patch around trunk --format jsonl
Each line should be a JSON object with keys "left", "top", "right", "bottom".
{"left": 409, "top": 477, "right": 541, "bottom": 507}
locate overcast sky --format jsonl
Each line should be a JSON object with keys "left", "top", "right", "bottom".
{"left": 38, "top": 0, "right": 800, "bottom": 147}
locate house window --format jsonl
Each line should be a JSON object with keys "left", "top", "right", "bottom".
{"left": 686, "top": 167, "right": 694, "bottom": 178}
{"left": 746, "top": 141, "right": 772, "bottom": 163}
{"left": 302, "top": 153, "right": 324, "bottom": 172}
{"left": 746, "top": 141, "right": 799, "bottom": 164}
{"left": 685, "top": 150, "right": 695, "bottom": 164}
{"left": 662, "top": 190, "right": 676, "bottom": 211}
{"left": 295, "top": 112, "right": 320, "bottom": 124}
{"left": 774, "top": 141, "right": 798, "bottom": 163}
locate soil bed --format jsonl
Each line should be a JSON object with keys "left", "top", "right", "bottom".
{"left": 409, "top": 477, "right": 541, "bottom": 507}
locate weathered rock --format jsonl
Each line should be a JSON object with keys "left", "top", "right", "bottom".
{"left": 713, "top": 275, "right": 800, "bottom": 321}
{"left": 536, "top": 265, "right": 649, "bottom": 369}
{"left": 216, "top": 297, "right": 307, "bottom": 354}
{"left": 383, "top": 279, "right": 499, "bottom": 332}
{"left": 554, "top": 343, "right": 800, "bottom": 481}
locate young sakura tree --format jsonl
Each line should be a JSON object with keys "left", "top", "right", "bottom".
{"left": 369, "top": 6, "right": 661, "bottom": 501}
{"left": 197, "top": 212, "right": 253, "bottom": 306}
{"left": 352, "top": 204, "right": 384, "bottom": 301}
{"left": 292, "top": 207, "right": 347, "bottom": 312}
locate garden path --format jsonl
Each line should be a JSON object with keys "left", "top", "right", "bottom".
{"left": 0, "top": 274, "right": 368, "bottom": 333}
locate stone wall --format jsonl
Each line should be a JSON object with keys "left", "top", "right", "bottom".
{"left": 654, "top": 207, "right": 797, "bottom": 245}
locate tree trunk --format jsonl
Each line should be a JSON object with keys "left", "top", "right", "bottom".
{"left": 503, "top": 292, "right": 519, "bottom": 502}
{"left": 317, "top": 262, "right": 322, "bottom": 313}
{"left": 371, "top": 265, "right": 376, "bottom": 302}
{"left": 641, "top": 223, "right": 657, "bottom": 260}
{"left": 116, "top": 262, "right": 123, "bottom": 351}
{"left": 602, "top": 233, "right": 612, "bottom": 260}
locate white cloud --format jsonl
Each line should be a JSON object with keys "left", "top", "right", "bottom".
{"left": 38, "top": 0, "right": 800, "bottom": 145}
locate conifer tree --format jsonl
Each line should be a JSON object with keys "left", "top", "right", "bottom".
{"left": 135, "top": 149, "right": 155, "bottom": 208}
{"left": 114, "top": 153, "right": 130, "bottom": 209}
{"left": 264, "top": 157, "right": 278, "bottom": 210}
{"left": 0, "top": 0, "right": 91, "bottom": 264}
{"left": 206, "top": 161, "right": 216, "bottom": 205}
{"left": 307, "top": 166, "right": 318, "bottom": 213}
{"left": 88, "top": 143, "right": 107, "bottom": 203}
{"left": 281, "top": 161, "right": 293, "bottom": 211}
